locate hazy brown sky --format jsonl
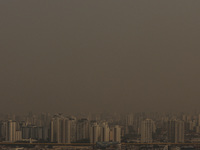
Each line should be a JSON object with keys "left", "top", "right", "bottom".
{"left": 0, "top": 0, "right": 200, "bottom": 113}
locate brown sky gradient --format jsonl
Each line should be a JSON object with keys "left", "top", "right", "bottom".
{"left": 0, "top": 0, "right": 200, "bottom": 113}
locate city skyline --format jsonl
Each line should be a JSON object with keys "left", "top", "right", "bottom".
{"left": 1, "top": 111, "right": 200, "bottom": 149}
{"left": 1, "top": 0, "right": 200, "bottom": 149}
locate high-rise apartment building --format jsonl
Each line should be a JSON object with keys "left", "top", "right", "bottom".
{"left": 22, "top": 125, "right": 44, "bottom": 140}
{"left": 76, "top": 119, "right": 89, "bottom": 142}
{"left": 134, "top": 115, "right": 144, "bottom": 135}
{"left": 0, "top": 121, "right": 7, "bottom": 140}
{"left": 69, "top": 117, "right": 77, "bottom": 142}
{"left": 50, "top": 115, "right": 71, "bottom": 143}
{"left": 126, "top": 114, "right": 134, "bottom": 126}
{"left": 100, "top": 122, "right": 109, "bottom": 142}
{"left": 168, "top": 120, "right": 184, "bottom": 143}
{"left": 111, "top": 125, "right": 121, "bottom": 143}
{"left": 15, "top": 131, "right": 22, "bottom": 141}
{"left": 141, "top": 119, "right": 155, "bottom": 143}
{"left": 90, "top": 122, "right": 100, "bottom": 143}
{"left": 6, "top": 120, "right": 16, "bottom": 142}
{"left": 125, "top": 114, "right": 134, "bottom": 134}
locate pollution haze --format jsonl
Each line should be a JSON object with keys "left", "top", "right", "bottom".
{"left": 0, "top": 0, "right": 200, "bottom": 114}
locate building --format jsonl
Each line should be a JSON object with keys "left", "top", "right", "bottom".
{"left": 76, "top": 119, "right": 89, "bottom": 142}
{"left": 5, "top": 120, "right": 17, "bottom": 142}
{"left": 90, "top": 122, "right": 100, "bottom": 143}
{"left": 110, "top": 125, "right": 121, "bottom": 143}
{"left": 168, "top": 120, "right": 184, "bottom": 143}
{"left": 141, "top": 119, "right": 155, "bottom": 143}
{"left": 69, "top": 116, "right": 77, "bottom": 142}
{"left": 50, "top": 115, "right": 71, "bottom": 143}
{"left": 125, "top": 114, "right": 134, "bottom": 134}
{"left": 134, "top": 115, "right": 144, "bottom": 135}
{"left": 15, "top": 131, "right": 22, "bottom": 141}
{"left": 126, "top": 114, "right": 134, "bottom": 126}
{"left": 0, "top": 121, "right": 7, "bottom": 140}
{"left": 22, "top": 126, "right": 43, "bottom": 140}
{"left": 62, "top": 118, "right": 71, "bottom": 143}
{"left": 100, "top": 122, "right": 109, "bottom": 142}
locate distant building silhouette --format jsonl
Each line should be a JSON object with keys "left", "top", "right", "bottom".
{"left": 141, "top": 119, "right": 155, "bottom": 143}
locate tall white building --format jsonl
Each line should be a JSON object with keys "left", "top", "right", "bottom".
{"left": 6, "top": 120, "right": 16, "bottom": 142}
{"left": 90, "top": 122, "right": 100, "bottom": 143}
{"left": 111, "top": 125, "right": 121, "bottom": 143}
{"left": 100, "top": 122, "right": 109, "bottom": 142}
{"left": 50, "top": 117, "right": 60, "bottom": 142}
{"left": 141, "top": 119, "right": 155, "bottom": 143}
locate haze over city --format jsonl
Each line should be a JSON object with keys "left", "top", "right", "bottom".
{"left": 1, "top": 0, "right": 200, "bottom": 114}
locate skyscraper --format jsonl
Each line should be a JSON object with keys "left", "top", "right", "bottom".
{"left": 90, "top": 122, "right": 100, "bottom": 143}
{"left": 50, "top": 115, "right": 71, "bottom": 143}
{"left": 125, "top": 113, "right": 134, "bottom": 134}
{"left": 112, "top": 125, "right": 121, "bottom": 143}
{"left": 6, "top": 120, "right": 16, "bottom": 142}
{"left": 168, "top": 120, "right": 184, "bottom": 143}
{"left": 0, "top": 121, "right": 7, "bottom": 140}
{"left": 126, "top": 114, "right": 134, "bottom": 126}
{"left": 141, "top": 119, "right": 155, "bottom": 143}
{"left": 76, "top": 119, "right": 89, "bottom": 142}
{"left": 69, "top": 116, "right": 77, "bottom": 143}
{"left": 100, "top": 122, "right": 109, "bottom": 142}
{"left": 50, "top": 117, "right": 60, "bottom": 143}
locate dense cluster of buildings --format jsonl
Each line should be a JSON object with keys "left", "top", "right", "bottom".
{"left": 0, "top": 113, "right": 121, "bottom": 144}
{"left": 50, "top": 114, "right": 121, "bottom": 144}
{"left": 0, "top": 111, "right": 200, "bottom": 145}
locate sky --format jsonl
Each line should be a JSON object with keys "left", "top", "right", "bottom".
{"left": 0, "top": 0, "right": 200, "bottom": 113}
